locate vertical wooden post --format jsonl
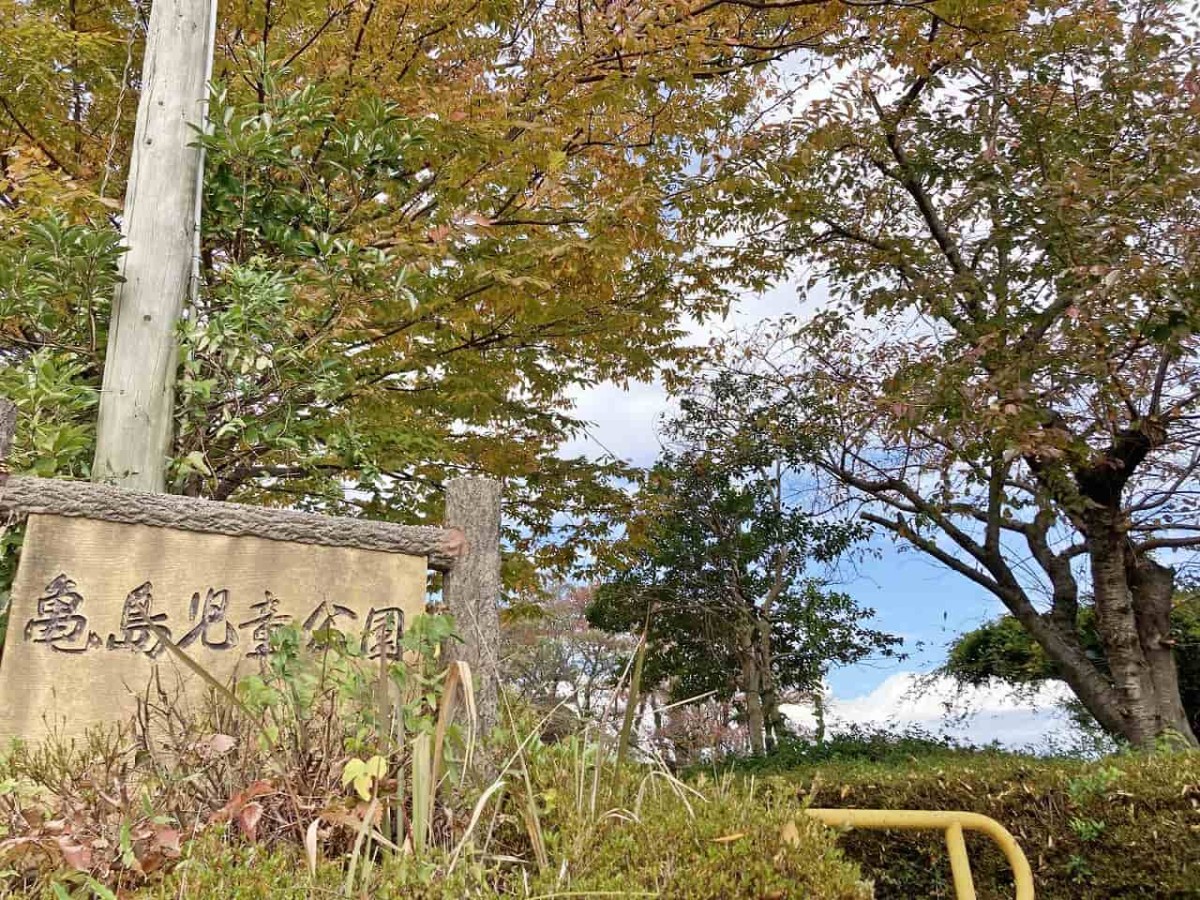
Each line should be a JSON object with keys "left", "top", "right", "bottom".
{"left": 443, "top": 476, "right": 502, "bottom": 731}
{"left": 93, "top": 0, "right": 217, "bottom": 492}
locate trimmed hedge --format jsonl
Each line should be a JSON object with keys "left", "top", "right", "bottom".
{"left": 766, "top": 750, "right": 1200, "bottom": 899}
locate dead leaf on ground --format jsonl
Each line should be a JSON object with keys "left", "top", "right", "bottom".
{"left": 237, "top": 802, "right": 264, "bottom": 843}
{"left": 196, "top": 733, "right": 237, "bottom": 758}
{"left": 319, "top": 801, "right": 383, "bottom": 832}
{"left": 711, "top": 832, "right": 746, "bottom": 843}
{"left": 152, "top": 826, "right": 181, "bottom": 856}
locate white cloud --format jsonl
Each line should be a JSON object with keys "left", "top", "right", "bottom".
{"left": 559, "top": 378, "right": 671, "bottom": 465}
{"left": 784, "top": 672, "right": 1080, "bottom": 751}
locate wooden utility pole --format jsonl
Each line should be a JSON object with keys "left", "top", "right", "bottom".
{"left": 93, "top": 0, "right": 217, "bottom": 491}
{"left": 443, "top": 477, "right": 503, "bottom": 732}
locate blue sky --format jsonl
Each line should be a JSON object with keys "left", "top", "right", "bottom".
{"left": 826, "top": 541, "right": 1005, "bottom": 696}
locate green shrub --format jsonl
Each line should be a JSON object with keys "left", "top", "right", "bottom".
{"left": 527, "top": 774, "right": 872, "bottom": 899}
{"left": 21, "top": 756, "right": 874, "bottom": 899}
{"left": 763, "top": 750, "right": 1200, "bottom": 899}
{"left": 132, "top": 832, "right": 493, "bottom": 900}
{"left": 709, "top": 726, "right": 972, "bottom": 773}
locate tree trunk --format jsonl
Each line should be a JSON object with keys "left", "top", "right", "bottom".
{"left": 1085, "top": 507, "right": 1196, "bottom": 748}
{"left": 617, "top": 635, "right": 646, "bottom": 766}
{"left": 813, "top": 689, "right": 827, "bottom": 744}
{"left": 737, "top": 628, "right": 765, "bottom": 754}
{"left": 1011, "top": 602, "right": 1129, "bottom": 739}
{"left": 1129, "top": 552, "right": 1198, "bottom": 746}
{"left": 756, "top": 618, "right": 785, "bottom": 751}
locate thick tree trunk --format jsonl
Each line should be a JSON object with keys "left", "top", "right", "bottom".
{"left": 1011, "top": 433, "right": 1196, "bottom": 747}
{"left": 1088, "top": 509, "right": 1159, "bottom": 747}
{"left": 442, "top": 477, "right": 503, "bottom": 734}
{"left": 1085, "top": 508, "right": 1197, "bottom": 748}
{"left": 1005, "top": 593, "right": 1129, "bottom": 739}
{"left": 1129, "top": 553, "right": 1198, "bottom": 746}
{"left": 1004, "top": 529, "right": 1195, "bottom": 748}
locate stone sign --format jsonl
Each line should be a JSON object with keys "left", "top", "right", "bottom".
{"left": 0, "top": 514, "right": 427, "bottom": 743}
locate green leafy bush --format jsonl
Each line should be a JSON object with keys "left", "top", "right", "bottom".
{"left": 133, "top": 833, "right": 492, "bottom": 900}
{"left": 125, "top": 770, "right": 873, "bottom": 900}
{"left": 0, "top": 214, "right": 122, "bottom": 480}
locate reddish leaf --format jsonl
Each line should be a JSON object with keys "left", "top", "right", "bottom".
{"left": 237, "top": 802, "right": 264, "bottom": 843}
{"left": 211, "top": 780, "right": 274, "bottom": 825}
{"left": 136, "top": 849, "right": 165, "bottom": 875}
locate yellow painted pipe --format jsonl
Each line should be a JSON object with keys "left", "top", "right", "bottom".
{"left": 945, "top": 822, "right": 977, "bottom": 900}
{"left": 806, "top": 808, "right": 1034, "bottom": 900}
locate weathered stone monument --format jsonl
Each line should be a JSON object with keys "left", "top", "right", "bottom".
{"left": 0, "top": 400, "right": 502, "bottom": 744}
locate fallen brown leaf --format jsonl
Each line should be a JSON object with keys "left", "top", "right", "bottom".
{"left": 196, "top": 733, "right": 237, "bottom": 759}
{"left": 711, "top": 832, "right": 746, "bottom": 843}
{"left": 211, "top": 780, "right": 274, "bottom": 825}
{"left": 237, "top": 803, "right": 264, "bottom": 843}
{"left": 153, "top": 826, "right": 182, "bottom": 856}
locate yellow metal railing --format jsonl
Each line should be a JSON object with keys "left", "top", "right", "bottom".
{"left": 806, "top": 808, "right": 1035, "bottom": 900}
